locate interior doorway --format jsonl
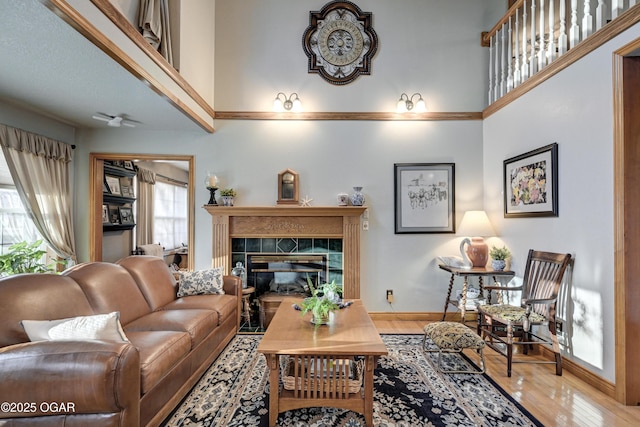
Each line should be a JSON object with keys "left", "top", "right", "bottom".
{"left": 613, "top": 42, "right": 640, "bottom": 405}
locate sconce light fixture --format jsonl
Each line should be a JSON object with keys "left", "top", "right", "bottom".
{"left": 273, "top": 92, "right": 302, "bottom": 113}
{"left": 396, "top": 93, "right": 426, "bottom": 113}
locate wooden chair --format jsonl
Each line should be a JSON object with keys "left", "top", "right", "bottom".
{"left": 477, "top": 249, "right": 572, "bottom": 377}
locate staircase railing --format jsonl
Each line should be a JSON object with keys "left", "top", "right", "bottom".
{"left": 484, "top": 0, "right": 638, "bottom": 106}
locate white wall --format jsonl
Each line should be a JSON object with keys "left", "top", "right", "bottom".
{"left": 483, "top": 23, "right": 640, "bottom": 382}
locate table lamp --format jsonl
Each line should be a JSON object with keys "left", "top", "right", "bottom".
{"left": 458, "top": 210, "right": 495, "bottom": 268}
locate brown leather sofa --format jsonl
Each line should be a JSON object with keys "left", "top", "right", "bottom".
{"left": 0, "top": 255, "right": 241, "bottom": 427}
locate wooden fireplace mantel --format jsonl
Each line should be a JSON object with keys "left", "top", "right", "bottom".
{"left": 204, "top": 206, "right": 367, "bottom": 298}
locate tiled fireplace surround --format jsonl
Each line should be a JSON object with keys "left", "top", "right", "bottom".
{"left": 204, "top": 206, "right": 366, "bottom": 299}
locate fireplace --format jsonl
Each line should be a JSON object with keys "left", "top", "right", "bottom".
{"left": 204, "top": 206, "right": 366, "bottom": 299}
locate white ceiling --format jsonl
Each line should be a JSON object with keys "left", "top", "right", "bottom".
{"left": 0, "top": 0, "right": 202, "bottom": 131}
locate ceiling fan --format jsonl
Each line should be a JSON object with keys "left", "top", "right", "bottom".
{"left": 92, "top": 113, "right": 139, "bottom": 128}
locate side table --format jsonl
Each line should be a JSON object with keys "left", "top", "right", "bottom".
{"left": 439, "top": 265, "right": 515, "bottom": 323}
{"left": 241, "top": 287, "right": 255, "bottom": 327}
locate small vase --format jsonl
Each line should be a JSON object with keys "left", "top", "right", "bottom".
{"left": 350, "top": 187, "right": 365, "bottom": 206}
{"left": 311, "top": 313, "right": 330, "bottom": 325}
{"left": 491, "top": 259, "right": 506, "bottom": 271}
{"left": 221, "top": 196, "right": 234, "bottom": 206}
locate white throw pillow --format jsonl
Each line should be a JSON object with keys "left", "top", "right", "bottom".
{"left": 21, "top": 312, "right": 129, "bottom": 342}
{"left": 177, "top": 268, "right": 225, "bottom": 297}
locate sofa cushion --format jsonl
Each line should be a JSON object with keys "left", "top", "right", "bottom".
{"left": 177, "top": 268, "right": 224, "bottom": 297}
{"left": 64, "top": 262, "right": 153, "bottom": 326}
{"left": 124, "top": 330, "right": 191, "bottom": 394}
{"left": 0, "top": 273, "right": 95, "bottom": 347}
{"left": 124, "top": 309, "right": 218, "bottom": 348}
{"left": 22, "top": 312, "right": 128, "bottom": 342}
{"left": 116, "top": 255, "right": 178, "bottom": 311}
{"left": 162, "top": 294, "right": 237, "bottom": 326}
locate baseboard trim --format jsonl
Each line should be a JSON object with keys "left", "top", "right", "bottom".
{"left": 368, "top": 312, "right": 477, "bottom": 322}
{"left": 539, "top": 346, "right": 616, "bottom": 399}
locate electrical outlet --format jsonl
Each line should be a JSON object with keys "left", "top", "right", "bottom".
{"left": 555, "top": 320, "right": 563, "bottom": 333}
{"left": 386, "top": 289, "right": 394, "bottom": 304}
{"left": 362, "top": 220, "right": 369, "bottom": 230}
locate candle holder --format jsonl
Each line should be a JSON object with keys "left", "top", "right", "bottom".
{"left": 207, "top": 186, "right": 218, "bottom": 205}
{"left": 205, "top": 173, "right": 219, "bottom": 205}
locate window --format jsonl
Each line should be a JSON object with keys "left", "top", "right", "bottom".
{"left": 153, "top": 180, "right": 188, "bottom": 251}
{"left": 0, "top": 187, "right": 43, "bottom": 255}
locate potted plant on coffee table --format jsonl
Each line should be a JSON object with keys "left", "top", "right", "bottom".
{"left": 489, "top": 245, "right": 511, "bottom": 271}
{"left": 300, "top": 280, "right": 343, "bottom": 327}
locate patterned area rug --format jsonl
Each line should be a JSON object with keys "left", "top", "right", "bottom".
{"left": 162, "top": 334, "right": 542, "bottom": 426}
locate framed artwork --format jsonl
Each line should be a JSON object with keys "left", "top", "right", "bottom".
{"left": 118, "top": 206, "right": 134, "bottom": 225}
{"left": 102, "top": 179, "right": 110, "bottom": 194}
{"left": 503, "top": 142, "right": 558, "bottom": 218}
{"left": 108, "top": 205, "right": 120, "bottom": 224}
{"left": 105, "top": 175, "right": 121, "bottom": 195}
{"left": 394, "top": 163, "right": 455, "bottom": 234}
{"left": 123, "top": 160, "right": 135, "bottom": 170}
{"left": 119, "top": 177, "right": 133, "bottom": 197}
{"left": 101, "top": 204, "right": 110, "bottom": 224}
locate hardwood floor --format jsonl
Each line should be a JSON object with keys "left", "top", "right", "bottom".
{"left": 373, "top": 320, "right": 640, "bottom": 427}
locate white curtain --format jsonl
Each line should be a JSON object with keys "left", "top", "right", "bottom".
{"left": 136, "top": 166, "right": 156, "bottom": 247}
{"left": 0, "top": 124, "right": 76, "bottom": 261}
{"left": 138, "top": 0, "right": 173, "bottom": 66}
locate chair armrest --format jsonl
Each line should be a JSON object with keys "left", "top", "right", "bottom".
{"left": 484, "top": 285, "right": 523, "bottom": 292}
{"left": 0, "top": 340, "right": 139, "bottom": 422}
{"left": 223, "top": 275, "right": 241, "bottom": 296}
{"left": 522, "top": 297, "right": 556, "bottom": 305}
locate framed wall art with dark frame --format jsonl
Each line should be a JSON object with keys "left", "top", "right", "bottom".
{"left": 503, "top": 142, "right": 558, "bottom": 218}
{"left": 394, "top": 163, "right": 455, "bottom": 234}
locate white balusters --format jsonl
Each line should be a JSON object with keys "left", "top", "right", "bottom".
{"left": 558, "top": 0, "right": 568, "bottom": 55}
{"left": 548, "top": 0, "right": 556, "bottom": 63}
{"left": 522, "top": 1, "right": 530, "bottom": 81}
{"left": 507, "top": 17, "right": 514, "bottom": 92}
{"left": 570, "top": 0, "right": 580, "bottom": 48}
{"left": 486, "top": 0, "right": 634, "bottom": 105}
{"left": 596, "top": 1, "right": 607, "bottom": 30}
{"left": 611, "top": 0, "right": 624, "bottom": 19}
{"left": 583, "top": 0, "right": 594, "bottom": 39}
{"left": 531, "top": 0, "right": 538, "bottom": 76}
{"left": 488, "top": 34, "right": 494, "bottom": 104}
{"left": 514, "top": 8, "right": 521, "bottom": 87}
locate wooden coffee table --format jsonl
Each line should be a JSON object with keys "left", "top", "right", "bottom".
{"left": 257, "top": 298, "right": 387, "bottom": 426}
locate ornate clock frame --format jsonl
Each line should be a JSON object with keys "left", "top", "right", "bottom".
{"left": 302, "top": 1, "right": 378, "bottom": 85}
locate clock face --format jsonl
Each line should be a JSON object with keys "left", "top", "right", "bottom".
{"left": 303, "top": 1, "right": 378, "bottom": 85}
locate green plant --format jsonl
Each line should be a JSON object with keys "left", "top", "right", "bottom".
{"left": 220, "top": 188, "right": 237, "bottom": 197}
{"left": 300, "top": 279, "right": 343, "bottom": 328}
{"left": 0, "top": 240, "right": 59, "bottom": 277}
{"left": 489, "top": 245, "right": 511, "bottom": 260}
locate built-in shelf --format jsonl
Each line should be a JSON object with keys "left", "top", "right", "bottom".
{"left": 102, "top": 162, "right": 136, "bottom": 232}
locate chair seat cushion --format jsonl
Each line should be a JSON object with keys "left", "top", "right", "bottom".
{"left": 423, "top": 321, "right": 484, "bottom": 350}
{"left": 479, "top": 304, "right": 546, "bottom": 323}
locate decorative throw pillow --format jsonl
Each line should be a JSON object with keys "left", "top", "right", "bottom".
{"left": 177, "top": 268, "right": 225, "bottom": 297}
{"left": 21, "top": 312, "right": 129, "bottom": 342}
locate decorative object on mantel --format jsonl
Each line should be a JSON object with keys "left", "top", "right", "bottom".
{"left": 302, "top": 1, "right": 378, "bottom": 85}
{"left": 220, "top": 188, "right": 237, "bottom": 206}
{"left": 350, "top": 186, "right": 365, "bottom": 206}
{"left": 277, "top": 169, "right": 299, "bottom": 205}
{"left": 489, "top": 245, "right": 511, "bottom": 271}
{"left": 300, "top": 195, "right": 313, "bottom": 207}
{"left": 337, "top": 192, "right": 349, "bottom": 206}
{"left": 205, "top": 172, "right": 219, "bottom": 205}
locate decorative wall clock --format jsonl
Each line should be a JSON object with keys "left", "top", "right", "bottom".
{"left": 302, "top": 1, "right": 378, "bottom": 85}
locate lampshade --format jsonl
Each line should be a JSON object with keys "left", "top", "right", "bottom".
{"left": 458, "top": 210, "right": 495, "bottom": 237}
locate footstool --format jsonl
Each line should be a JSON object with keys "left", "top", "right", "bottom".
{"left": 422, "top": 321, "right": 486, "bottom": 374}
